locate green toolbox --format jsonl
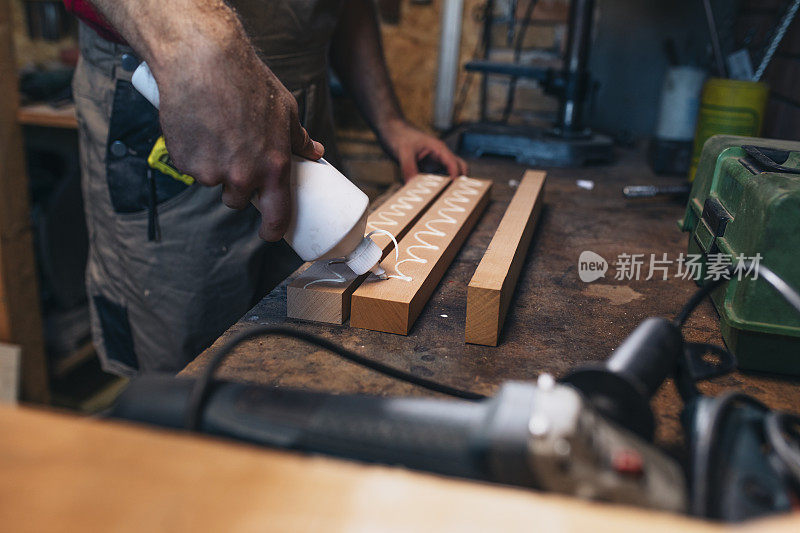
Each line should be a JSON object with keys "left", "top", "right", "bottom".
{"left": 680, "top": 135, "right": 800, "bottom": 375}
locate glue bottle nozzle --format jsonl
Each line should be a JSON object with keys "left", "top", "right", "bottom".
{"left": 371, "top": 264, "right": 388, "bottom": 280}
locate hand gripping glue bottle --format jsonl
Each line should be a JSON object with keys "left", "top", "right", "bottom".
{"left": 285, "top": 157, "right": 385, "bottom": 278}
{"left": 131, "top": 62, "right": 386, "bottom": 279}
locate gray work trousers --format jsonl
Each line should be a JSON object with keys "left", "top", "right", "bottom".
{"left": 73, "top": 4, "right": 342, "bottom": 375}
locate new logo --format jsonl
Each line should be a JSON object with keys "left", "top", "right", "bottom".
{"left": 578, "top": 251, "right": 608, "bottom": 282}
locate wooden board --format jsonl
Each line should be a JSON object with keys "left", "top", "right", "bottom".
{"left": 287, "top": 174, "right": 450, "bottom": 324}
{"left": 0, "top": 0, "right": 49, "bottom": 403}
{"left": 17, "top": 103, "right": 78, "bottom": 129}
{"left": 9, "top": 405, "right": 799, "bottom": 533}
{"left": 350, "top": 177, "right": 492, "bottom": 335}
{"left": 466, "top": 170, "right": 546, "bottom": 346}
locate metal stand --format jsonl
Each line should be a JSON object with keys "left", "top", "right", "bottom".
{"left": 457, "top": 0, "right": 613, "bottom": 167}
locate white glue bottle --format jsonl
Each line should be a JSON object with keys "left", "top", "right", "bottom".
{"left": 131, "top": 62, "right": 386, "bottom": 278}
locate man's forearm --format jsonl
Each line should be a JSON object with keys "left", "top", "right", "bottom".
{"left": 88, "top": 0, "right": 250, "bottom": 78}
{"left": 330, "top": 0, "right": 405, "bottom": 139}
{"left": 85, "top": 0, "right": 325, "bottom": 241}
{"left": 330, "top": 0, "right": 468, "bottom": 180}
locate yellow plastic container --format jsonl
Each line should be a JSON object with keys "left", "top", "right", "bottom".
{"left": 689, "top": 78, "right": 769, "bottom": 181}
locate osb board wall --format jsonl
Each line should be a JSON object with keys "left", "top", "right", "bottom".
{"left": 10, "top": 0, "right": 76, "bottom": 68}
{"left": 380, "top": 0, "right": 568, "bottom": 131}
{"left": 378, "top": 0, "right": 445, "bottom": 132}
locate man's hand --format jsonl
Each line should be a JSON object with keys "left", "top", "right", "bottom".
{"left": 158, "top": 41, "right": 324, "bottom": 241}
{"left": 380, "top": 120, "right": 468, "bottom": 181}
{"left": 330, "top": 0, "right": 467, "bottom": 183}
{"left": 88, "top": 0, "right": 323, "bottom": 241}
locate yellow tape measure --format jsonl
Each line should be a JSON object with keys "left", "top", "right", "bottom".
{"left": 147, "top": 136, "right": 195, "bottom": 186}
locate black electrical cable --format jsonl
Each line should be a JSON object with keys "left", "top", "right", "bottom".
{"left": 675, "top": 342, "right": 736, "bottom": 403}
{"left": 673, "top": 261, "right": 800, "bottom": 402}
{"left": 690, "top": 392, "right": 768, "bottom": 517}
{"left": 674, "top": 262, "right": 800, "bottom": 328}
{"left": 671, "top": 260, "right": 800, "bottom": 403}
{"left": 184, "top": 325, "right": 487, "bottom": 431}
{"left": 765, "top": 411, "right": 800, "bottom": 487}
{"left": 674, "top": 276, "right": 729, "bottom": 328}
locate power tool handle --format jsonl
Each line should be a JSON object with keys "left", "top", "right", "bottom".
{"left": 110, "top": 375, "right": 495, "bottom": 481}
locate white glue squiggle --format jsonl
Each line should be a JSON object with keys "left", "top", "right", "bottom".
{"left": 367, "top": 175, "right": 447, "bottom": 233}
{"left": 303, "top": 260, "right": 347, "bottom": 288}
{"left": 389, "top": 177, "right": 483, "bottom": 282}
{"left": 366, "top": 229, "right": 400, "bottom": 264}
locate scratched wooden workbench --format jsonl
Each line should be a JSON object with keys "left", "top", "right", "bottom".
{"left": 181, "top": 148, "right": 800, "bottom": 451}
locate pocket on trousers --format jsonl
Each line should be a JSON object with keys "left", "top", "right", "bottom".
{"left": 93, "top": 295, "right": 139, "bottom": 371}
{"left": 105, "top": 80, "right": 189, "bottom": 214}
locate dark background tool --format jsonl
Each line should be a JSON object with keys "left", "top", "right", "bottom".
{"left": 455, "top": 0, "right": 613, "bottom": 167}
{"left": 110, "top": 324, "right": 688, "bottom": 513}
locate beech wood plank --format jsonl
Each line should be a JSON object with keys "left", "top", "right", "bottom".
{"left": 350, "top": 177, "right": 492, "bottom": 335}
{"left": 287, "top": 174, "right": 450, "bottom": 324}
{"left": 466, "top": 170, "right": 546, "bottom": 346}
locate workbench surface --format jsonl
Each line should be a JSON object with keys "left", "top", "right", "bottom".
{"left": 182, "top": 149, "right": 800, "bottom": 450}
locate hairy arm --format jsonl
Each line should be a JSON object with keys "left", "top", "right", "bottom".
{"left": 330, "top": 0, "right": 466, "bottom": 180}
{"left": 87, "top": 0, "right": 241, "bottom": 73}
{"left": 88, "top": 0, "right": 323, "bottom": 241}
